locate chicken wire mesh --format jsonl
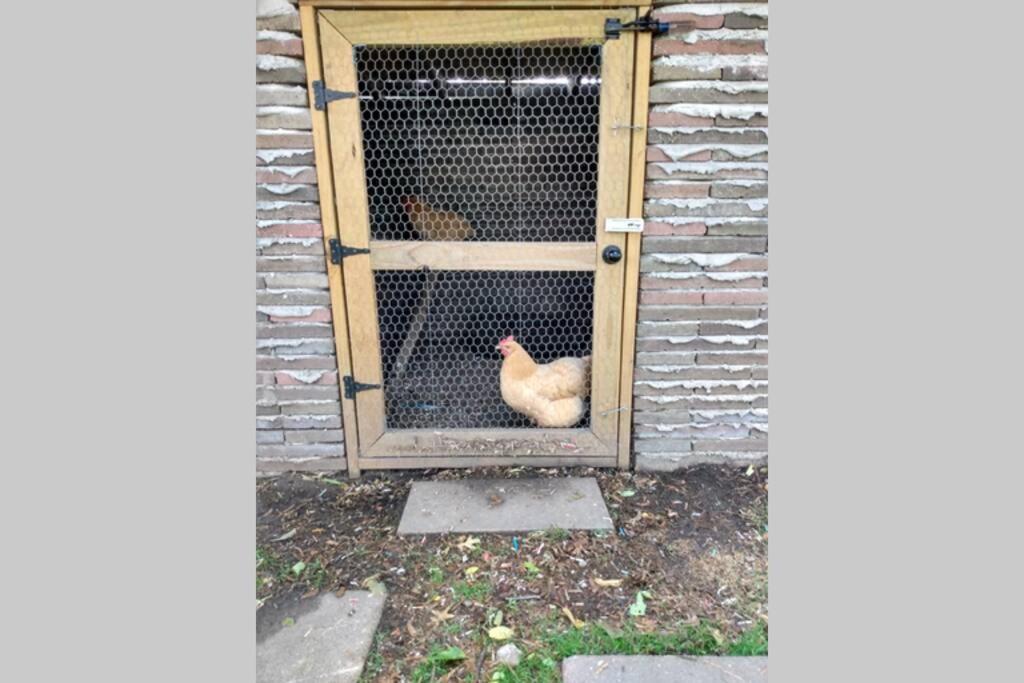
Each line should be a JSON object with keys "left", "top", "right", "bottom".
{"left": 355, "top": 42, "right": 603, "bottom": 430}
{"left": 355, "top": 42, "right": 602, "bottom": 242}
{"left": 376, "top": 270, "right": 594, "bottom": 429}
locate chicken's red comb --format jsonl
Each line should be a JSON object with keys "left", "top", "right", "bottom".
{"left": 499, "top": 335, "right": 515, "bottom": 344}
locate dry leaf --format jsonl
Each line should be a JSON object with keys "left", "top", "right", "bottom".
{"left": 488, "top": 626, "right": 514, "bottom": 640}
{"left": 593, "top": 577, "right": 623, "bottom": 588}
{"left": 561, "top": 606, "right": 585, "bottom": 629}
{"left": 429, "top": 607, "right": 454, "bottom": 626}
{"left": 271, "top": 529, "right": 296, "bottom": 542}
{"left": 628, "top": 590, "right": 651, "bottom": 617}
{"left": 456, "top": 536, "right": 481, "bottom": 551}
{"left": 362, "top": 575, "right": 386, "bottom": 596}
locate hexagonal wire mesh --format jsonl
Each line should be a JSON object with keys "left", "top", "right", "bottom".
{"left": 356, "top": 42, "right": 602, "bottom": 429}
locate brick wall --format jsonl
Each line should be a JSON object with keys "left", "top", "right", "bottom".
{"left": 255, "top": 0, "right": 767, "bottom": 472}
{"left": 257, "top": 0, "right": 346, "bottom": 472}
{"left": 633, "top": 0, "right": 768, "bottom": 470}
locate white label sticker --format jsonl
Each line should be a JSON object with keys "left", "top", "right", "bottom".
{"left": 605, "top": 218, "right": 645, "bottom": 233}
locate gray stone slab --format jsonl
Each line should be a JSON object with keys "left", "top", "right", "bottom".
{"left": 563, "top": 656, "right": 767, "bottom": 683}
{"left": 397, "top": 477, "right": 613, "bottom": 534}
{"left": 256, "top": 590, "right": 385, "bottom": 683}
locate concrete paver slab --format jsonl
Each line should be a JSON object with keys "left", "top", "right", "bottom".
{"left": 256, "top": 590, "right": 385, "bottom": 683}
{"left": 397, "top": 477, "right": 613, "bottom": 534}
{"left": 562, "top": 655, "right": 767, "bottom": 682}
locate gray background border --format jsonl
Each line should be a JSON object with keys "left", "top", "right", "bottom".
{"left": 2, "top": 1, "right": 1020, "bottom": 681}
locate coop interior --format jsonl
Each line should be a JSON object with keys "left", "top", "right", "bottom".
{"left": 355, "top": 42, "right": 603, "bottom": 430}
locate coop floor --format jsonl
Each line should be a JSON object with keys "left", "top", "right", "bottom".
{"left": 256, "top": 466, "right": 768, "bottom": 682}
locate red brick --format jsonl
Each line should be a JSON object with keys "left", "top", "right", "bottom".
{"left": 646, "top": 164, "right": 767, "bottom": 181}
{"left": 256, "top": 168, "right": 318, "bottom": 184}
{"left": 646, "top": 147, "right": 670, "bottom": 162}
{"left": 647, "top": 112, "right": 715, "bottom": 127}
{"left": 256, "top": 203, "right": 320, "bottom": 220}
{"left": 643, "top": 221, "right": 707, "bottom": 236}
{"left": 257, "top": 222, "right": 323, "bottom": 238}
{"left": 257, "top": 132, "right": 313, "bottom": 148}
{"left": 257, "top": 38, "right": 303, "bottom": 56}
{"left": 723, "top": 66, "right": 768, "bottom": 81}
{"left": 641, "top": 276, "right": 688, "bottom": 290}
{"left": 275, "top": 371, "right": 339, "bottom": 386}
{"left": 644, "top": 182, "right": 710, "bottom": 199}
{"left": 258, "top": 356, "right": 337, "bottom": 371}
{"left": 647, "top": 148, "right": 712, "bottom": 162}
{"left": 641, "top": 290, "right": 704, "bottom": 305}
{"left": 654, "top": 40, "right": 766, "bottom": 56}
{"left": 654, "top": 12, "right": 725, "bottom": 30}
{"left": 685, "top": 150, "right": 712, "bottom": 162}
{"left": 269, "top": 308, "right": 333, "bottom": 323}
{"left": 716, "top": 257, "right": 769, "bottom": 272}
{"left": 643, "top": 276, "right": 764, "bottom": 291}
{"left": 724, "top": 14, "right": 768, "bottom": 30}
{"left": 703, "top": 290, "right": 769, "bottom": 305}
{"left": 716, "top": 115, "right": 768, "bottom": 128}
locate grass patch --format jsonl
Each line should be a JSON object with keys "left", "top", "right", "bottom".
{"left": 256, "top": 547, "right": 291, "bottom": 590}
{"left": 452, "top": 580, "right": 492, "bottom": 602}
{"left": 490, "top": 620, "right": 767, "bottom": 682}
{"left": 726, "top": 621, "right": 767, "bottom": 656}
{"left": 358, "top": 632, "right": 386, "bottom": 682}
{"left": 546, "top": 621, "right": 725, "bottom": 658}
{"left": 304, "top": 560, "right": 328, "bottom": 589}
{"left": 741, "top": 499, "right": 769, "bottom": 535}
{"left": 428, "top": 566, "right": 445, "bottom": 584}
{"left": 409, "top": 645, "right": 469, "bottom": 683}
{"left": 257, "top": 547, "right": 288, "bottom": 577}
{"left": 256, "top": 548, "right": 328, "bottom": 593}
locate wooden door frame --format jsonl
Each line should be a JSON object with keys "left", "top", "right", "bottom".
{"left": 299, "top": 1, "right": 651, "bottom": 476}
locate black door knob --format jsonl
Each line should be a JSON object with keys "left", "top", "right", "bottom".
{"left": 602, "top": 245, "right": 623, "bottom": 264}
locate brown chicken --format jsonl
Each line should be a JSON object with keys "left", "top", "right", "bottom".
{"left": 400, "top": 195, "right": 475, "bottom": 241}
{"left": 496, "top": 336, "right": 592, "bottom": 428}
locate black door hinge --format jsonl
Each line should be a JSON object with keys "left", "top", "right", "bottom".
{"left": 329, "top": 238, "right": 371, "bottom": 264}
{"left": 312, "top": 80, "right": 356, "bottom": 110}
{"left": 344, "top": 376, "right": 382, "bottom": 399}
{"left": 605, "top": 15, "right": 670, "bottom": 39}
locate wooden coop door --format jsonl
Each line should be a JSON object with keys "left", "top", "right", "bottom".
{"left": 306, "top": 7, "right": 644, "bottom": 470}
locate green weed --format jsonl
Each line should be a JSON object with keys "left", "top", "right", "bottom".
{"left": 452, "top": 580, "right": 492, "bottom": 602}
{"left": 489, "top": 620, "right": 767, "bottom": 682}
{"left": 410, "top": 645, "right": 468, "bottom": 682}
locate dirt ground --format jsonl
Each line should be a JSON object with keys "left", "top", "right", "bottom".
{"left": 256, "top": 465, "right": 767, "bottom": 681}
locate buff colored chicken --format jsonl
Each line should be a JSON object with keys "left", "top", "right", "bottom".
{"left": 496, "top": 336, "right": 592, "bottom": 428}
{"left": 400, "top": 195, "right": 475, "bottom": 241}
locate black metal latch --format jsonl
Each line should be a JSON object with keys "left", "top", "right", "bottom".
{"left": 329, "top": 238, "right": 370, "bottom": 264}
{"left": 605, "top": 15, "right": 670, "bottom": 39}
{"left": 312, "top": 80, "right": 356, "bottom": 110}
{"left": 344, "top": 376, "right": 381, "bottom": 399}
